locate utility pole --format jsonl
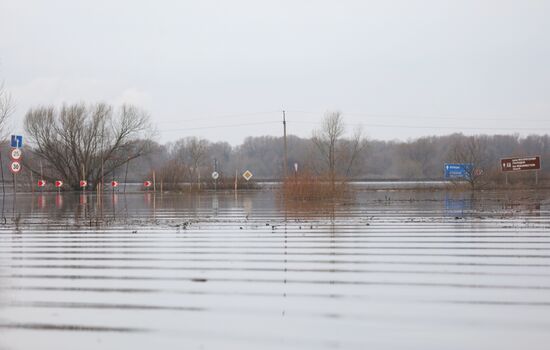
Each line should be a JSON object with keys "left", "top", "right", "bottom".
{"left": 283, "top": 110, "right": 288, "bottom": 179}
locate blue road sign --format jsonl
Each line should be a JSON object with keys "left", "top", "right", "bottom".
{"left": 444, "top": 163, "right": 472, "bottom": 179}
{"left": 10, "top": 135, "right": 23, "bottom": 148}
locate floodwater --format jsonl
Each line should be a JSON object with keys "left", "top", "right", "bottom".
{"left": 0, "top": 189, "right": 549, "bottom": 349}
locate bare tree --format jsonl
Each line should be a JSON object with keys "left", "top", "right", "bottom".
{"left": 0, "top": 82, "right": 14, "bottom": 139}
{"left": 24, "top": 103, "right": 152, "bottom": 189}
{"left": 450, "top": 135, "right": 487, "bottom": 190}
{"left": 312, "top": 111, "right": 345, "bottom": 183}
{"left": 173, "top": 137, "right": 210, "bottom": 190}
{"left": 341, "top": 127, "right": 368, "bottom": 177}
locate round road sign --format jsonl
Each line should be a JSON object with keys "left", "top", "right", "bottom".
{"left": 10, "top": 161, "right": 21, "bottom": 174}
{"left": 37, "top": 179, "right": 46, "bottom": 187}
{"left": 55, "top": 180, "right": 63, "bottom": 188}
{"left": 144, "top": 180, "right": 152, "bottom": 187}
{"left": 10, "top": 148, "right": 22, "bottom": 160}
{"left": 79, "top": 180, "right": 88, "bottom": 188}
{"left": 111, "top": 181, "right": 119, "bottom": 187}
{"left": 212, "top": 171, "right": 219, "bottom": 180}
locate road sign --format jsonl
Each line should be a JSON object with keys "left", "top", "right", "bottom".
{"left": 473, "top": 168, "right": 484, "bottom": 177}
{"left": 111, "top": 181, "right": 119, "bottom": 187}
{"left": 37, "top": 179, "right": 46, "bottom": 187}
{"left": 242, "top": 170, "right": 253, "bottom": 181}
{"left": 144, "top": 180, "right": 153, "bottom": 187}
{"left": 10, "top": 148, "right": 22, "bottom": 160}
{"left": 10, "top": 135, "right": 23, "bottom": 148}
{"left": 10, "top": 161, "right": 21, "bottom": 174}
{"left": 444, "top": 163, "right": 472, "bottom": 179}
{"left": 501, "top": 156, "right": 541, "bottom": 172}
{"left": 79, "top": 180, "right": 87, "bottom": 188}
{"left": 55, "top": 180, "right": 63, "bottom": 188}
{"left": 212, "top": 171, "right": 219, "bottom": 180}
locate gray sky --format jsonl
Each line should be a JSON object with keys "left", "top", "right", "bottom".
{"left": 1, "top": 0, "right": 549, "bottom": 144}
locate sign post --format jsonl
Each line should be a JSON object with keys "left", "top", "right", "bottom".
{"left": 10, "top": 135, "right": 23, "bottom": 200}
{"left": 444, "top": 163, "right": 473, "bottom": 180}
{"left": 500, "top": 156, "right": 541, "bottom": 185}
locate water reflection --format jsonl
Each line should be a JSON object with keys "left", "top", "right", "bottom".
{"left": 1, "top": 189, "right": 550, "bottom": 349}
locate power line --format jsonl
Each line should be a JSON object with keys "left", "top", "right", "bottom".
{"left": 156, "top": 111, "right": 280, "bottom": 125}
{"left": 286, "top": 110, "right": 550, "bottom": 123}
{"left": 160, "top": 121, "right": 279, "bottom": 132}
{"left": 287, "top": 120, "right": 549, "bottom": 131}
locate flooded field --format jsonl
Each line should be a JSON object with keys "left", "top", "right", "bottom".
{"left": 0, "top": 189, "right": 550, "bottom": 349}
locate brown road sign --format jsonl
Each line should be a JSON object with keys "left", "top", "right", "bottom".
{"left": 500, "top": 156, "right": 541, "bottom": 172}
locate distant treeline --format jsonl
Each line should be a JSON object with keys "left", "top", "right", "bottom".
{"left": 3, "top": 101, "right": 549, "bottom": 190}
{"left": 90, "top": 133, "right": 549, "bottom": 183}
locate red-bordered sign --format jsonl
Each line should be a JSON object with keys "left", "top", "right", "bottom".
{"left": 10, "top": 161, "right": 21, "bottom": 174}
{"left": 37, "top": 179, "right": 46, "bottom": 187}
{"left": 144, "top": 180, "right": 152, "bottom": 187}
{"left": 10, "top": 148, "right": 22, "bottom": 160}
{"left": 79, "top": 180, "right": 88, "bottom": 188}
{"left": 55, "top": 180, "right": 63, "bottom": 188}
{"left": 111, "top": 181, "right": 119, "bottom": 187}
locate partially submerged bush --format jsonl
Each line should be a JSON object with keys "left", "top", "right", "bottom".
{"left": 280, "top": 171, "right": 352, "bottom": 201}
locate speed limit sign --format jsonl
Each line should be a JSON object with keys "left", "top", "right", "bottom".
{"left": 10, "top": 148, "right": 22, "bottom": 160}
{"left": 10, "top": 161, "right": 21, "bottom": 174}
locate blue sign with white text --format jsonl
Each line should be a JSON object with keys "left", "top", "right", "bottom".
{"left": 444, "top": 163, "right": 472, "bottom": 179}
{"left": 10, "top": 135, "right": 23, "bottom": 148}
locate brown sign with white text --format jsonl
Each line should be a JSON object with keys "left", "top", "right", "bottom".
{"left": 500, "top": 156, "right": 541, "bottom": 172}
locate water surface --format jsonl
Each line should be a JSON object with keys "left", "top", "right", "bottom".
{"left": 1, "top": 189, "right": 549, "bottom": 349}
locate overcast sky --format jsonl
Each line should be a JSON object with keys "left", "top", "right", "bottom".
{"left": 1, "top": 0, "right": 549, "bottom": 144}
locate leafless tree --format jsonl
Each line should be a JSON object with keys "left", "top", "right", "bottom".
{"left": 450, "top": 135, "right": 488, "bottom": 190}
{"left": 312, "top": 111, "right": 345, "bottom": 183}
{"left": 24, "top": 103, "right": 152, "bottom": 189}
{"left": 341, "top": 127, "right": 368, "bottom": 177}
{"left": 0, "top": 82, "right": 14, "bottom": 139}
{"left": 173, "top": 137, "right": 210, "bottom": 190}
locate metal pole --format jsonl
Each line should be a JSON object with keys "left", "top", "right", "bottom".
{"left": 0, "top": 151, "right": 5, "bottom": 195}
{"left": 124, "top": 158, "right": 129, "bottom": 193}
{"left": 535, "top": 171, "right": 539, "bottom": 186}
{"left": 214, "top": 158, "right": 218, "bottom": 191}
{"left": 40, "top": 161, "right": 43, "bottom": 193}
{"left": 283, "top": 110, "right": 288, "bottom": 179}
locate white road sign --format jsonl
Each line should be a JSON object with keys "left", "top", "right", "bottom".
{"left": 10, "top": 161, "right": 21, "bottom": 174}
{"left": 242, "top": 170, "right": 253, "bottom": 181}
{"left": 10, "top": 148, "right": 22, "bottom": 160}
{"left": 212, "top": 171, "right": 219, "bottom": 180}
